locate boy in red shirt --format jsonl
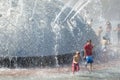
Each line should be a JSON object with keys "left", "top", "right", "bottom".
{"left": 84, "top": 40, "right": 94, "bottom": 71}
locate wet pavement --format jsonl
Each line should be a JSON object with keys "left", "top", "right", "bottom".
{"left": 0, "top": 45, "right": 120, "bottom": 80}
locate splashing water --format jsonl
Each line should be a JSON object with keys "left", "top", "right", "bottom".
{"left": 52, "top": 23, "right": 61, "bottom": 66}
{"left": 0, "top": 0, "right": 100, "bottom": 68}
{"left": 29, "top": 0, "right": 38, "bottom": 20}
{"left": 71, "top": 0, "right": 91, "bottom": 20}
{"left": 0, "top": 1, "right": 120, "bottom": 80}
{"left": 52, "top": 0, "right": 72, "bottom": 26}
{"left": 63, "top": 0, "right": 85, "bottom": 22}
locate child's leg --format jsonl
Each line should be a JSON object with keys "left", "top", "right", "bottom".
{"left": 90, "top": 63, "right": 92, "bottom": 71}
{"left": 76, "top": 64, "right": 80, "bottom": 71}
{"left": 72, "top": 63, "right": 75, "bottom": 73}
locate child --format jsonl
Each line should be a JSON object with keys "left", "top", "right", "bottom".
{"left": 72, "top": 51, "right": 80, "bottom": 74}
{"left": 101, "top": 37, "right": 108, "bottom": 52}
{"left": 84, "top": 40, "right": 94, "bottom": 71}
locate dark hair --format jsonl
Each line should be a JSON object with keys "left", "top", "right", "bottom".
{"left": 87, "top": 39, "right": 92, "bottom": 43}
{"left": 75, "top": 51, "right": 80, "bottom": 55}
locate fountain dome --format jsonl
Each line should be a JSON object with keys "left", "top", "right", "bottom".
{"left": 0, "top": 0, "right": 99, "bottom": 67}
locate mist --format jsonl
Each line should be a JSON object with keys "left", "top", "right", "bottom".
{"left": 62, "top": 0, "right": 120, "bottom": 20}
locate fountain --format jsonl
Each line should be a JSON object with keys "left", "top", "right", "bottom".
{"left": 0, "top": 0, "right": 120, "bottom": 80}
{"left": 0, "top": 0, "right": 99, "bottom": 68}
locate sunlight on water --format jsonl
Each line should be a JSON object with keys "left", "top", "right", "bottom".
{"left": 0, "top": 0, "right": 120, "bottom": 80}
{"left": 0, "top": 66, "right": 120, "bottom": 80}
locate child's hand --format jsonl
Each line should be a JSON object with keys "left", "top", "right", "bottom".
{"left": 83, "top": 56, "right": 86, "bottom": 60}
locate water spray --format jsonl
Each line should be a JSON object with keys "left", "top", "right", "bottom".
{"left": 52, "top": 0, "right": 72, "bottom": 26}
{"left": 29, "top": 0, "right": 38, "bottom": 21}
{"left": 70, "top": 0, "right": 90, "bottom": 20}
{"left": 63, "top": 0, "right": 85, "bottom": 22}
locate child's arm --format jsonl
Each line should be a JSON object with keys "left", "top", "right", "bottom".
{"left": 83, "top": 50, "right": 86, "bottom": 60}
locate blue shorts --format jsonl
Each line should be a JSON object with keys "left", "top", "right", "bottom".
{"left": 86, "top": 56, "right": 93, "bottom": 63}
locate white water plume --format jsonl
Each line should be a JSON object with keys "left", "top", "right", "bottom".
{"left": 63, "top": 0, "right": 85, "bottom": 22}
{"left": 29, "top": 0, "right": 38, "bottom": 20}
{"left": 0, "top": 0, "right": 99, "bottom": 57}
{"left": 52, "top": 0, "right": 72, "bottom": 26}
{"left": 71, "top": 0, "right": 91, "bottom": 20}
{"left": 52, "top": 23, "right": 61, "bottom": 67}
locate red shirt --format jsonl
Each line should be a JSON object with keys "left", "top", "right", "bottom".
{"left": 84, "top": 43, "right": 93, "bottom": 56}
